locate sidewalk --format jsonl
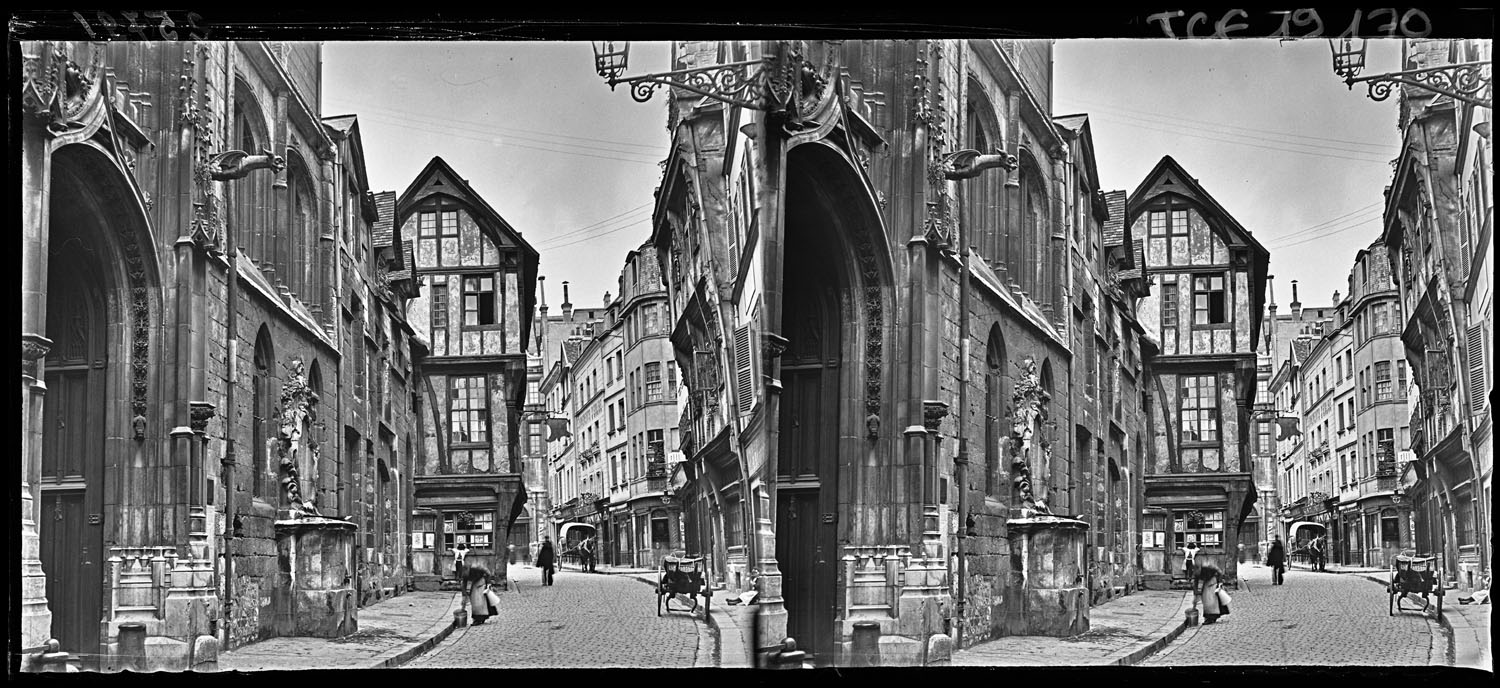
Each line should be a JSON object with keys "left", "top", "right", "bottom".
{"left": 951, "top": 589, "right": 1195, "bottom": 666}
{"left": 217, "top": 590, "right": 463, "bottom": 672}
{"left": 1289, "top": 560, "right": 1492, "bottom": 671}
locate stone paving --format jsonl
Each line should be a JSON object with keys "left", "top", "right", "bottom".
{"left": 404, "top": 565, "right": 704, "bottom": 669}
{"left": 1141, "top": 563, "right": 1440, "bottom": 666}
{"left": 951, "top": 588, "right": 1193, "bottom": 666}
{"left": 218, "top": 591, "right": 461, "bottom": 672}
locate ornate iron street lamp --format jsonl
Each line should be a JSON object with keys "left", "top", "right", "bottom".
{"left": 591, "top": 40, "right": 824, "bottom": 113}
{"left": 1329, "top": 38, "right": 1491, "bottom": 108}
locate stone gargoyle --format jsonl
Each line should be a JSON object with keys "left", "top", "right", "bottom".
{"left": 209, "top": 149, "right": 287, "bottom": 181}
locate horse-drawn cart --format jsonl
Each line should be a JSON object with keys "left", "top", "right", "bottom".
{"left": 657, "top": 553, "right": 711, "bottom": 619}
{"left": 1388, "top": 551, "right": 1444, "bottom": 620}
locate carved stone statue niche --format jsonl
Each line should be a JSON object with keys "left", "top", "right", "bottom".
{"left": 1008, "top": 357, "right": 1052, "bottom": 516}
{"left": 277, "top": 358, "right": 320, "bottom": 517}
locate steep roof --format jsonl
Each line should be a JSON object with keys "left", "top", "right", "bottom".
{"left": 396, "top": 156, "right": 541, "bottom": 348}
{"left": 1290, "top": 337, "right": 1314, "bottom": 365}
{"left": 1127, "top": 155, "right": 1269, "bottom": 258}
{"left": 561, "top": 338, "right": 587, "bottom": 367}
{"left": 1127, "top": 155, "right": 1273, "bottom": 346}
{"left": 389, "top": 239, "right": 415, "bottom": 282}
{"left": 372, "top": 191, "right": 397, "bottom": 249}
{"left": 1102, "top": 190, "right": 1128, "bottom": 248}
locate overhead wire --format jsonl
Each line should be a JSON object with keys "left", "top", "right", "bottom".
{"left": 348, "top": 110, "right": 665, "bottom": 167}
{"left": 1059, "top": 95, "right": 1399, "bottom": 153}
{"left": 324, "top": 99, "right": 667, "bottom": 160}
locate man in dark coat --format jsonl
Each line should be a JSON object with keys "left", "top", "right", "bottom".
{"left": 537, "top": 536, "right": 556, "bottom": 586}
{"left": 1267, "top": 536, "right": 1287, "bottom": 585}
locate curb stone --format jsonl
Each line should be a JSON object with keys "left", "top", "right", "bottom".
{"left": 375, "top": 592, "right": 463, "bottom": 669}
{"left": 1115, "top": 592, "right": 1195, "bottom": 665}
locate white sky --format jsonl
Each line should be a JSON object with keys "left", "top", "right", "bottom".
{"left": 324, "top": 38, "right": 1417, "bottom": 322}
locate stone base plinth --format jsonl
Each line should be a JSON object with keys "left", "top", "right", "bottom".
{"left": 1002, "top": 515, "right": 1090, "bottom": 637}
{"left": 273, "top": 517, "right": 357, "bottom": 638}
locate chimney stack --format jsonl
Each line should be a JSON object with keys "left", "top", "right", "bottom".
{"left": 1290, "top": 279, "right": 1302, "bottom": 321}
{"left": 562, "top": 281, "right": 573, "bottom": 321}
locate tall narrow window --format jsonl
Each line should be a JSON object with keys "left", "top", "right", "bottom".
{"left": 985, "top": 328, "right": 1005, "bottom": 495}
{"left": 253, "top": 330, "right": 274, "bottom": 498}
{"left": 418, "top": 211, "right": 438, "bottom": 264}
{"left": 645, "top": 362, "right": 663, "bottom": 401}
{"left": 1375, "top": 361, "right": 1393, "bottom": 401}
{"left": 1397, "top": 360, "right": 1408, "bottom": 397}
{"left": 463, "top": 275, "right": 497, "bottom": 326}
{"left": 439, "top": 210, "right": 460, "bottom": 265}
{"left": 431, "top": 283, "right": 449, "bottom": 334}
{"left": 450, "top": 375, "right": 490, "bottom": 444}
{"left": 1180, "top": 374, "right": 1220, "bottom": 445}
{"left": 1193, "top": 275, "right": 1227, "bottom": 325}
{"left": 1162, "top": 283, "right": 1179, "bottom": 328}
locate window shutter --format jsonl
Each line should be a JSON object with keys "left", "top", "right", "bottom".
{"left": 734, "top": 325, "right": 755, "bottom": 414}
{"left": 1468, "top": 323, "right": 1488, "bottom": 416}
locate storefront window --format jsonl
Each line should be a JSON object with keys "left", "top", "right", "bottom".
{"left": 413, "top": 514, "right": 437, "bottom": 550}
{"left": 1173, "top": 509, "right": 1224, "bottom": 548}
{"left": 444, "top": 510, "right": 494, "bottom": 550}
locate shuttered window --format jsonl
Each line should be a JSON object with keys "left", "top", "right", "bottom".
{"left": 734, "top": 325, "right": 755, "bottom": 414}
{"left": 1468, "top": 323, "right": 1488, "bottom": 416}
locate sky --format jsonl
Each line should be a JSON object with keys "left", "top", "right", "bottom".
{"left": 1054, "top": 38, "right": 1404, "bottom": 311}
{"left": 324, "top": 38, "right": 1413, "bottom": 319}
{"left": 323, "top": 41, "right": 676, "bottom": 313}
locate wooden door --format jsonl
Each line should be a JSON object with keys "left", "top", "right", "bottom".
{"left": 40, "top": 257, "right": 106, "bottom": 664}
{"left": 776, "top": 282, "right": 839, "bottom": 662}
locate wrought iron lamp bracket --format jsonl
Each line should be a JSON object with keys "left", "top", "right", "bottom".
{"left": 1342, "top": 60, "right": 1492, "bottom": 109}
{"left": 604, "top": 58, "right": 771, "bottom": 110}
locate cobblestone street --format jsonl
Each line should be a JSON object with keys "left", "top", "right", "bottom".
{"left": 1142, "top": 564, "right": 1443, "bottom": 666}
{"left": 403, "top": 566, "right": 707, "bottom": 669}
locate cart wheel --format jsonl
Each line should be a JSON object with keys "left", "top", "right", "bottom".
{"left": 657, "top": 590, "right": 664, "bottom": 617}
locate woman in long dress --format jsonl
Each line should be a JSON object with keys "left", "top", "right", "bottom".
{"left": 466, "top": 564, "right": 495, "bottom": 625}
{"left": 1195, "top": 563, "right": 1227, "bottom": 624}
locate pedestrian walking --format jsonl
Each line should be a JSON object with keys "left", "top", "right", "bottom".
{"left": 453, "top": 542, "right": 470, "bottom": 585}
{"left": 537, "top": 536, "right": 556, "bottom": 586}
{"left": 465, "top": 564, "right": 498, "bottom": 625}
{"left": 1267, "top": 536, "right": 1286, "bottom": 585}
{"left": 1194, "top": 562, "right": 1231, "bottom": 625}
{"left": 1183, "top": 537, "right": 1201, "bottom": 581}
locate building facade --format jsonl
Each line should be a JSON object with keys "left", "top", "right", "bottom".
{"left": 612, "top": 246, "right": 685, "bottom": 568}
{"left": 1130, "top": 156, "right": 1270, "bottom": 588}
{"left": 19, "top": 40, "right": 436, "bottom": 670}
{"left": 395, "top": 156, "right": 539, "bottom": 589}
{"left": 640, "top": 39, "right": 1162, "bottom": 666}
{"left": 1382, "top": 38, "right": 1492, "bottom": 593}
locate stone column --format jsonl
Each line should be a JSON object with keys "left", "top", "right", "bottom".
{"left": 20, "top": 335, "right": 55, "bottom": 670}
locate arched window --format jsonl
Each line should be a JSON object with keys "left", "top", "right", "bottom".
{"left": 285, "top": 154, "right": 317, "bottom": 305}
{"left": 253, "top": 326, "right": 275, "bottom": 498}
{"left": 985, "top": 325, "right": 1007, "bottom": 495}
{"left": 964, "top": 86, "right": 1004, "bottom": 269}
{"left": 308, "top": 360, "right": 323, "bottom": 494}
{"left": 232, "top": 80, "right": 270, "bottom": 262}
{"left": 1016, "top": 154, "right": 1047, "bottom": 299}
